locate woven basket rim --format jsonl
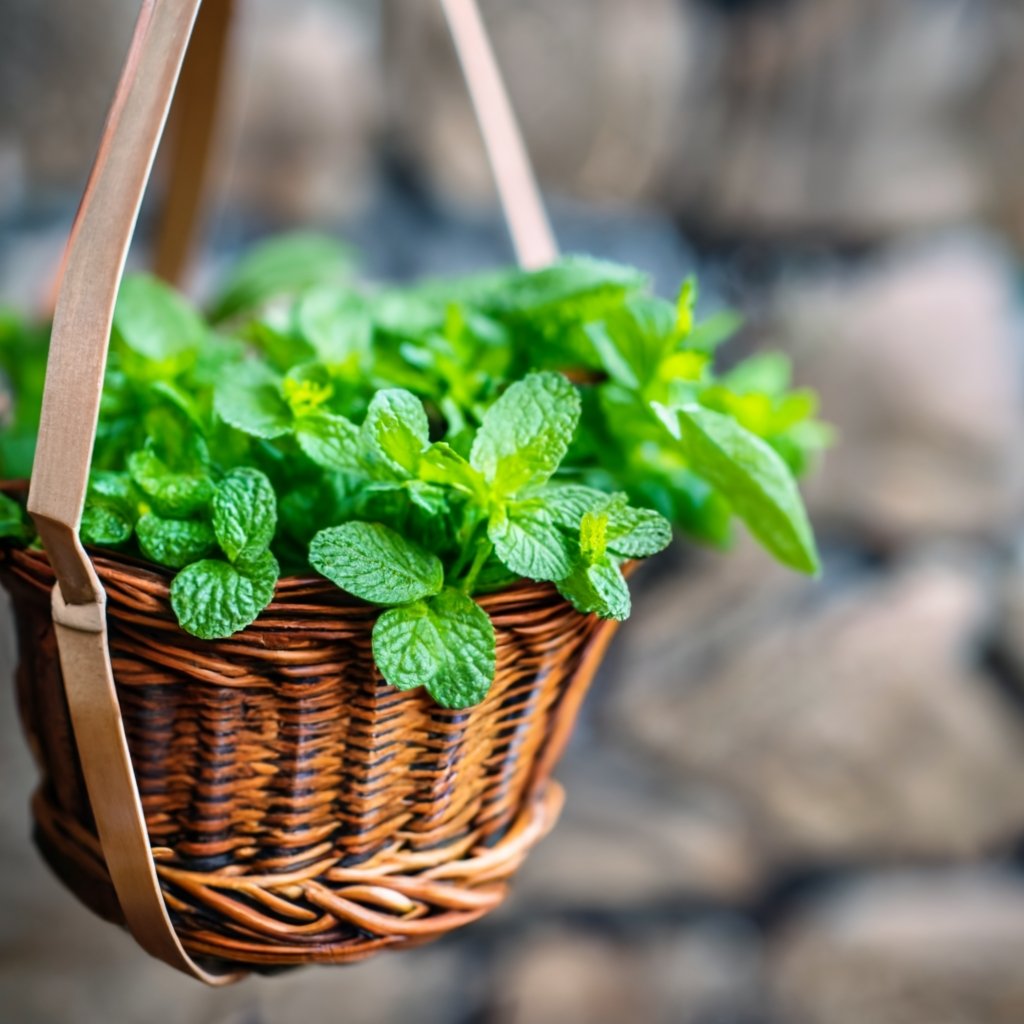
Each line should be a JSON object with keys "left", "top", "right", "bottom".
{"left": 0, "top": 477, "right": 565, "bottom": 610}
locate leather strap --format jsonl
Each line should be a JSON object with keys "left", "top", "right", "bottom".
{"left": 26, "top": 0, "right": 555, "bottom": 985}
{"left": 152, "top": 0, "right": 235, "bottom": 286}
{"left": 439, "top": 0, "right": 557, "bottom": 269}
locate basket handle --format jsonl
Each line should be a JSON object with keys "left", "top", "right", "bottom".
{"left": 27, "top": 0, "right": 553, "bottom": 983}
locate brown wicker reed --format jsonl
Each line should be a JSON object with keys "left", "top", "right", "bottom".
{"left": 1, "top": 527, "right": 619, "bottom": 969}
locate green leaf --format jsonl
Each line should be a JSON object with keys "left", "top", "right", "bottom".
{"left": 309, "top": 521, "right": 443, "bottom": 605}
{"left": 722, "top": 352, "right": 792, "bottom": 396}
{"left": 113, "top": 274, "right": 205, "bottom": 362}
{"left": 214, "top": 361, "right": 293, "bottom": 439}
{"left": 542, "top": 484, "right": 609, "bottom": 530}
{"left": 664, "top": 471, "right": 735, "bottom": 549}
{"left": 170, "top": 552, "right": 279, "bottom": 639}
{"left": 656, "top": 403, "right": 819, "bottom": 574}
{"left": 80, "top": 504, "right": 133, "bottom": 547}
{"left": 136, "top": 514, "right": 216, "bottom": 568}
{"left": 127, "top": 447, "right": 214, "bottom": 517}
{"left": 295, "top": 287, "right": 372, "bottom": 366}
{"left": 604, "top": 501, "right": 672, "bottom": 559}
{"left": 683, "top": 310, "right": 743, "bottom": 354}
{"left": 79, "top": 472, "right": 141, "bottom": 545}
{"left": 472, "top": 555, "right": 521, "bottom": 594}
{"left": 141, "top": 406, "right": 212, "bottom": 471}
{"left": 369, "top": 290, "right": 449, "bottom": 340}
{"left": 488, "top": 500, "right": 573, "bottom": 581}
{"left": 579, "top": 507, "right": 609, "bottom": 564}
{"left": 557, "top": 557, "right": 631, "bottom": 620}
{"left": 0, "top": 492, "right": 30, "bottom": 542}
{"left": 281, "top": 363, "right": 334, "bottom": 416}
{"left": 0, "top": 311, "right": 48, "bottom": 479}
{"left": 209, "top": 233, "right": 354, "bottom": 322}
{"left": 212, "top": 468, "right": 277, "bottom": 562}
{"left": 234, "top": 548, "right": 280, "bottom": 595}
{"left": 675, "top": 276, "right": 698, "bottom": 337}
{"left": 586, "top": 298, "right": 676, "bottom": 391}
{"left": 372, "top": 589, "right": 496, "bottom": 708}
{"left": 418, "top": 442, "right": 487, "bottom": 497}
{"left": 295, "top": 411, "right": 362, "bottom": 470}
{"left": 479, "top": 256, "right": 647, "bottom": 319}
{"left": 363, "top": 389, "right": 429, "bottom": 476}
{"left": 470, "top": 371, "right": 580, "bottom": 495}
{"left": 405, "top": 479, "right": 449, "bottom": 517}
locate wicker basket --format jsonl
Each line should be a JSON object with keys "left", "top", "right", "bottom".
{"left": 1, "top": 533, "right": 617, "bottom": 970}
{"left": 3, "top": 0, "right": 606, "bottom": 983}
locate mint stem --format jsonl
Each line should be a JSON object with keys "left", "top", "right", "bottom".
{"left": 460, "top": 537, "right": 494, "bottom": 595}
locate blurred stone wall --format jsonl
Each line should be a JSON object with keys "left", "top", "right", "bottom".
{"left": 2, "top": 0, "right": 1024, "bottom": 246}
{"left": 386, "top": 0, "right": 1000, "bottom": 243}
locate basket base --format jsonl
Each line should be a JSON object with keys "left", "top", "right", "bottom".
{"left": 30, "top": 780, "right": 565, "bottom": 971}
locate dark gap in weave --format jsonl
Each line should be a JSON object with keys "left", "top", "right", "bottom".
{"left": 176, "top": 685, "right": 264, "bottom": 871}
{"left": 324, "top": 659, "right": 413, "bottom": 866}
{"left": 340, "top": 738, "right": 404, "bottom": 760}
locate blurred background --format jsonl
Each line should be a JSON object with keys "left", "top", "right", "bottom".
{"left": 3, "top": 0, "right": 1024, "bottom": 1021}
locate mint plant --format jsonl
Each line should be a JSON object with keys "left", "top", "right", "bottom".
{"left": 0, "top": 234, "right": 829, "bottom": 709}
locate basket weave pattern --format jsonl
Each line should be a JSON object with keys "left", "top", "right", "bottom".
{"left": 2, "top": 544, "right": 613, "bottom": 967}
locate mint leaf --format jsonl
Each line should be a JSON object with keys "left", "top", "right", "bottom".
{"left": 479, "top": 256, "right": 647, "bottom": 319}
{"left": 363, "top": 389, "right": 429, "bottom": 476}
{"left": 656, "top": 403, "right": 819, "bottom": 574}
{"left": 127, "top": 448, "right": 214, "bottom": 517}
{"left": 418, "top": 442, "right": 487, "bottom": 497}
{"left": 209, "top": 233, "right": 354, "bottom": 323}
{"left": 136, "top": 514, "right": 216, "bottom": 568}
{"left": 234, "top": 548, "right": 280, "bottom": 604}
{"left": 295, "top": 411, "right": 361, "bottom": 470}
{"left": 722, "top": 352, "right": 792, "bottom": 395}
{"left": 604, "top": 501, "right": 672, "bottom": 559}
{"left": 212, "top": 468, "right": 277, "bottom": 562}
{"left": 113, "top": 274, "right": 205, "bottom": 362}
{"left": 79, "top": 472, "right": 140, "bottom": 546}
{"left": 405, "top": 479, "right": 449, "bottom": 517}
{"left": 542, "top": 484, "right": 609, "bottom": 530}
{"left": 557, "top": 557, "right": 631, "bottom": 620}
{"left": 80, "top": 504, "right": 133, "bottom": 547}
{"left": 488, "top": 500, "right": 573, "bottom": 581}
{"left": 470, "top": 371, "right": 580, "bottom": 495}
{"left": 372, "top": 589, "right": 496, "bottom": 708}
{"left": 579, "top": 507, "right": 609, "bottom": 564}
{"left": 472, "top": 554, "right": 521, "bottom": 594}
{"left": 586, "top": 298, "right": 675, "bottom": 391}
{"left": 88, "top": 471, "right": 140, "bottom": 511}
{"left": 0, "top": 492, "right": 30, "bottom": 542}
{"left": 170, "top": 552, "right": 279, "bottom": 639}
{"left": 214, "top": 361, "right": 293, "bottom": 439}
{"left": 309, "top": 522, "right": 443, "bottom": 605}
{"left": 684, "top": 310, "right": 743, "bottom": 354}
{"left": 281, "top": 363, "right": 334, "bottom": 416}
{"left": 295, "top": 287, "right": 372, "bottom": 366}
